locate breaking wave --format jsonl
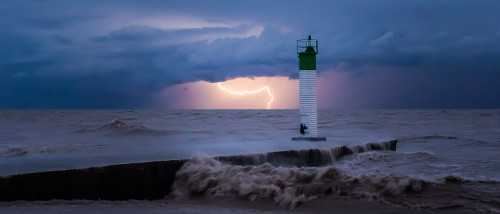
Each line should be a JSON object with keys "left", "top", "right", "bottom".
{"left": 100, "top": 119, "right": 146, "bottom": 130}
{"left": 398, "top": 135, "right": 459, "bottom": 141}
{"left": 0, "top": 145, "right": 79, "bottom": 157}
{"left": 173, "top": 155, "right": 425, "bottom": 209}
{"left": 80, "top": 119, "right": 178, "bottom": 136}
{"left": 216, "top": 140, "right": 397, "bottom": 167}
{"left": 443, "top": 175, "right": 500, "bottom": 184}
{"left": 174, "top": 156, "right": 500, "bottom": 212}
{"left": 173, "top": 140, "right": 500, "bottom": 212}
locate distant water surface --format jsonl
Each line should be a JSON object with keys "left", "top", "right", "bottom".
{"left": 0, "top": 109, "right": 498, "bottom": 178}
{"left": 1, "top": 109, "right": 499, "bottom": 212}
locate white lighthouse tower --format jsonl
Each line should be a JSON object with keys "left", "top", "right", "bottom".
{"left": 292, "top": 36, "right": 326, "bottom": 141}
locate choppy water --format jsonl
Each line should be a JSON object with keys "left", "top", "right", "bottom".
{"left": 1, "top": 109, "right": 499, "bottom": 212}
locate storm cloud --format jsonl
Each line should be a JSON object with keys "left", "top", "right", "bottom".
{"left": 1, "top": 0, "right": 499, "bottom": 108}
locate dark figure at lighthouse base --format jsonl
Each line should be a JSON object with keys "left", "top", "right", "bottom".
{"left": 300, "top": 123, "right": 308, "bottom": 135}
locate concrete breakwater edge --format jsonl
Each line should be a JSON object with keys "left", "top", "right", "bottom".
{"left": 0, "top": 140, "right": 397, "bottom": 201}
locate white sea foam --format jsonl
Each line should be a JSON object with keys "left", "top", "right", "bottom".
{"left": 174, "top": 155, "right": 426, "bottom": 209}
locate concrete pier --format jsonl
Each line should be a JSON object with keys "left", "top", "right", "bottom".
{"left": 0, "top": 140, "right": 396, "bottom": 201}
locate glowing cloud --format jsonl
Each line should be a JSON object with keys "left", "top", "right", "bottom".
{"left": 217, "top": 82, "right": 274, "bottom": 109}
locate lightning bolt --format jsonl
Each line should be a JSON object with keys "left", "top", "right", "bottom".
{"left": 217, "top": 82, "right": 274, "bottom": 109}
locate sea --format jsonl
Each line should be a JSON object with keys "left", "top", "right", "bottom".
{"left": 1, "top": 109, "right": 499, "bottom": 213}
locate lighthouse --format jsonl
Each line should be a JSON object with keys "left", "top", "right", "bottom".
{"left": 292, "top": 35, "right": 326, "bottom": 141}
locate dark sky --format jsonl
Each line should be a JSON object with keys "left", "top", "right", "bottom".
{"left": 1, "top": 0, "right": 500, "bottom": 109}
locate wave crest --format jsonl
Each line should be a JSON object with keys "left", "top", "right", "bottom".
{"left": 99, "top": 119, "right": 147, "bottom": 130}
{"left": 77, "top": 119, "right": 178, "bottom": 135}
{"left": 0, "top": 145, "right": 79, "bottom": 157}
{"left": 173, "top": 155, "right": 424, "bottom": 209}
{"left": 216, "top": 140, "right": 397, "bottom": 167}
